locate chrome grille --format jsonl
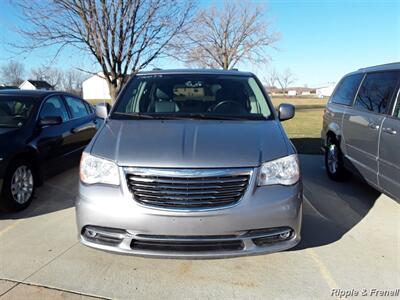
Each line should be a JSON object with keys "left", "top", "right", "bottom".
{"left": 125, "top": 168, "right": 252, "bottom": 209}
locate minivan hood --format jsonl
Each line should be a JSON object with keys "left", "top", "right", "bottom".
{"left": 90, "top": 119, "right": 289, "bottom": 168}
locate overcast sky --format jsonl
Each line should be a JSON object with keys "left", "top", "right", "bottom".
{"left": 0, "top": 0, "right": 399, "bottom": 86}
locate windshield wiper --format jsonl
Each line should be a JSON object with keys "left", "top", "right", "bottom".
{"left": 111, "top": 112, "right": 157, "bottom": 119}
{"left": 112, "top": 112, "right": 193, "bottom": 120}
{"left": 175, "top": 113, "right": 266, "bottom": 120}
{"left": 111, "top": 112, "right": 266, "bottom": 121}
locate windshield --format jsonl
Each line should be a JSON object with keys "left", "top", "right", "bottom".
{"left": 0, "top": 96, "right": 36, "bottom": 128}
{"left": 112, "top": 74, "right": 273, "bottom": 120}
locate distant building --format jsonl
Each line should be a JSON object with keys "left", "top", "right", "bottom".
{"left": 287, "top": 87, "right": 316, "bottom": 96}
{"left": 82, "top": 72, "right": 111, "bottom": 103}
{"left": 19, "top": 80, "right": 53, "bottom": 91}
{"left": 316, "top": 83, "right": 337, "bottom": 98}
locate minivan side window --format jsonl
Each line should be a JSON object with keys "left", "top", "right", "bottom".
{"left": 330, "top": 74, "right": 363, "bottom": 106}
{"left": 393, "top": 94, "right": 400, "bottom": 118}
{"left": 354, "top": 72, "right": 399, "bottom": 114}
{"left": 65, "top": 96, "right": 89, "bottom": 119}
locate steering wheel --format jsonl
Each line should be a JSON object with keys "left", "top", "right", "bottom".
{"left": 12, "top": 115, "right": 25, "bottom": 121}
{"left": 11, "top": 115, "right": 26, "bottom": 127}
{"left": 211, "top": 100, "right": 244, "bottom": 113}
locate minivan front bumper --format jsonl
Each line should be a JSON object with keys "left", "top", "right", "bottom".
{"left": 75, "top": 170, "right": 302, "bottom": 258}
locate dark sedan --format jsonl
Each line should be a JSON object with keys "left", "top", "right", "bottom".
{"left": 0, "top": 90, "right": 97, "bottom": 212}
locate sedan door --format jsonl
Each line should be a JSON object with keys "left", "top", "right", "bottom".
{"left": 63, "top": 95, "right": 97, "bottom": 154}
{"left": 379, "top": 78, "right": 400, "bottom": 200}
{"left": 342, "top": 72, "right": 398, "bottom": 186}
{"left": 35, "top": 95, "right": 74, "bottom": 176}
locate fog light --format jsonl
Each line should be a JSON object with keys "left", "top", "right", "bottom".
{"left": 85, "top": 229, "right": 97, "bottom": 238}
{"left": 279, "top": 230, "right": 291, "bottom": 240}
{"left": 82, "top": 226, "right": 126, "bottom": 246}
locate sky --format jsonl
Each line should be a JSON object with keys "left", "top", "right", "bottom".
{"left": 0, "top": 0, "right": 399, "bottom": 87}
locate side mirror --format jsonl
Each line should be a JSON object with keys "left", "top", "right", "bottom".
{"left": 96, "top": 103, "right": 110, "bottom": 119}
{"left": 278, "top": 103, "right": 295, "bottom": 121}
{"left": 39, "top": 116, "right": 63, "bottom": 126}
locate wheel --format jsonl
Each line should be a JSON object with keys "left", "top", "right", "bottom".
{"left": 0, "top": 159, "right": 36, "bottom": 212}
{"left": 325, "top": 136, "right": 347, "bottom": 181}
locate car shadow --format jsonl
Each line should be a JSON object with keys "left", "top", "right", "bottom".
{"left": 0, "top": 166, "right": 79, "bottom": 220}
{"left": 290, "top": 137, "right": 323, "bottom": 155}
{"left": 291, "top": 154, "right": 381, "bottom": 251}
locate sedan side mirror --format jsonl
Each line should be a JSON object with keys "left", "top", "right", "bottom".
{"left": 39, "top": 116, "right": 63, "bottom": 126}
{"left": 278, "top": 103, "right": 295, "bottom": 121}
{"left": 96, "top": 103, "right": 110, "bottom": 119}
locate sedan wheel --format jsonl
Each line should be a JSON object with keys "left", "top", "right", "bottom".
{"left": 11, "top": 165, "right": 34, "bottom": 204}
{"left": 0, "top": 159, "right": 36, "bottom": 212}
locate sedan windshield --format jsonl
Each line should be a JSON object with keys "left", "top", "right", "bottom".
{"left": 112, "top": 74, "right": 273, "bottom": 120}
{"left": 0, "top": 96, "right": 36, "bottom": 128}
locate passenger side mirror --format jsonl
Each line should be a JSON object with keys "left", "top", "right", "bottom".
{"left": 278, "top": 103, "right": 295, "bottom": 121}
{"left": 96, "top": 103, "right": 110, "bottom": 119}
{"left": 39, "top": 116, "right": 63, "bottom": 126}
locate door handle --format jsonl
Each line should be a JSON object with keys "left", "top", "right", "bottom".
{"left": 368, "top": 123, "right": 380, "bottom": 130}
{"left": 382, "top": 127, "right": 397, "bottom": 135}
{"left": 72, "top": 124, "right": 96, "bottom": 134}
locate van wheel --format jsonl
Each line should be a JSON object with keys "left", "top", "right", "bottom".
{"left": 0, "top": 160, "right": 36, "bottom": 212}
{"left": 325, "top": 137, "right": 346, "bottom": 181}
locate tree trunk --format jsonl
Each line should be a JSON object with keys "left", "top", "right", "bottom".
{"left": 223, "top": 53, "right": 229, "bottom": 70}
{"left": 108, "top": 82, "right": 119, "bottom": 105}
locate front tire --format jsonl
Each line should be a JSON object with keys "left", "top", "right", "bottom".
{"left": 0, "top": 160, "right": 36, "bottom": 212}
{"left": 325, "top": 137, "right": 347, "bottom": 181}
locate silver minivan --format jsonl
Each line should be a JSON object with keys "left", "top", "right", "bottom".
{"left": 322, "top": 63, "right": 400, "bottom": 200}
{"left": 76, "top": 69, "right": 302, "bottom": 258}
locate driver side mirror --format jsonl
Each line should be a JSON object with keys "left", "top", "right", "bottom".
{"left": 39, "top": 116, "right": 63, "bottom": 126}
{"left": 278, "top": 103, "right": 295, "bottom": 121}
{"left": 96, "top": 103, "right": 111, "bottom": 119}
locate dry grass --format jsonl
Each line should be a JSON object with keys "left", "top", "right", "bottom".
{"left": 281, "top": 108, "right": 325, "bottom": 154}
{"left": 271, "top": 96, "right": 328, "bottom": 110}
{"left": 270, "top": 96, "right": 326, "bottom": 154}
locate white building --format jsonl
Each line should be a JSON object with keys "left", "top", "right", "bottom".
{"left": 82, "top": 72, "right": 111, "bottom": 103}
{"left": 288, "top": 90, "right": 297, "bottom": 96}
{"left": 316, "top": 83, "right": 337, "bottom": 98}
{"left": 19, "top": 80, "right": 53, "bottom": 90}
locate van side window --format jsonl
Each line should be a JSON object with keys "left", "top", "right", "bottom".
{"left": 393, "top": 96, "right": 400, "bottom": 119}
{"left": 354, "top": 72, "right": 399, "bottom": 114}
{"left": 330, "top": 74, "right": 363, "bottom": 106}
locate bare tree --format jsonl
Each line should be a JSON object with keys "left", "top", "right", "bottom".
{"left": 61, "top": 69, "right": 86, "bottom": 96}
{"left": 30, "top": 66, "right": 64, "bottom": 89}
{"left": 0, "top": 60, "right": 25, "bottom": 86}
{"left": 265, "top": 68, "right": 279, "bottom": 88}
{"left": 174, "top": 0, "right": 279, "bottom": 69}
{"left": 16, "top": 0, "right": 195, "bottom": 103}
{"left": 277, "top": 68, "right": 296, "bottom": 94}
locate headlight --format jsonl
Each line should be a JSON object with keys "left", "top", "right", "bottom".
{"left": 80, "top": 152, "right": 120, "bottom": 185}
{"left": 257, "top": 154, "right": 300, "bottom": 186}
